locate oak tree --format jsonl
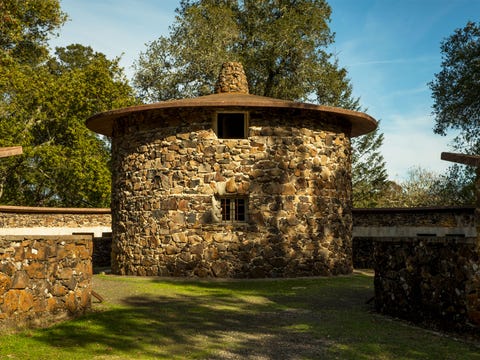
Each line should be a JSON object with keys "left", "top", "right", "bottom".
{"left": 429, "top": 21, "right": 480, "bottom": 205}
{"left": 0, "top": 0, "right": 137, "bottom": 207}
{"left": 134, "top": 0, "right": 388, "bottom": 206}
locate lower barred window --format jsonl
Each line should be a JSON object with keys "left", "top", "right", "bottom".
{"left": 220, "top": 198, "right": 246, "bottom": 222}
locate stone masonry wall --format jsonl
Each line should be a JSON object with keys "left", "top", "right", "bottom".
{"left": 352, "top": 207, "right": 476, "bottom": 268}
{"left": 111, "top": 107, "right": 353, "bottom": 277}
{"left": 0, "top": 235, "right": 92, "bottom": 332}
{"left": 353, "top": 207, "right": 475, "bottom": 228}
{"left": 374, "top": 237, "right": 480, "bottom": 331}
{"left": 0, "top": 206, "right": 111, "bottom": 228}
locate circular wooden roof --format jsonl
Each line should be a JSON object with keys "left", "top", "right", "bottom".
{"left": 86, "top": 92, "right": 377, "bottom": 137}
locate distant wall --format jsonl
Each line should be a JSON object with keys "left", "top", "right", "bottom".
{"left": 0, "top": 206, "right": 111, "bottom": 237}
{"left": 0, "top": 235, "right": 93, "bottom": 332}
{"left": 1, "top": 206, "right": 477, "bottom": 271}
{"left": 373, "top": 236, "right": 480, "bottom": 330}
{"left": 353, "top": 206, "right": 476, "bottom": 236}
{"left": 352, "top": 207, "right": 476, "bottom": 268}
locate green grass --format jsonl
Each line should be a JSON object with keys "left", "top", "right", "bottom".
{"left": 0, "top": 272, "right": 478, "bottom": 359}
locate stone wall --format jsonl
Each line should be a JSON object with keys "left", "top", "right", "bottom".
{"left": 353, "top": 206, "right": 475, "bottom": 234}
{"left": 111, "top": 107, "right": 353, "bottom": 277}
{"left": 352, "top": 207, "right": 476, "bottom": 268}
{"left": 0, "top": 235, "right": 92, "bottom": 332}
{"left": 374, "top": 237, "right": 480, "bottom": 330}
{"left": 0, "top": 206, "right": 111, "bottom": 237}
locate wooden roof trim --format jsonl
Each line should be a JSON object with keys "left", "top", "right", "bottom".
{"left": 86, "top": 93, "right": 377, "bottom": 138}
{"left": 441, "top": 152, "right": 480, "bottom": 167}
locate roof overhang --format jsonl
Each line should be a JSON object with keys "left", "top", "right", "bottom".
{"left": 86, "top": 93, "right": 378, "bottom": 137}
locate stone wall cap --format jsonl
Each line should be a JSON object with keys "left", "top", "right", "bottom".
{"left": 0, "top": 205, "right": 111, "bottom": 214}
{"left": 353, "top": 206, "right": 476, "bottom": 214}
{"left": 0, "top": 234, "right": 93, "bottom": 241}
{"left": 86, "top": 92, "right": 377, "bottom": 137}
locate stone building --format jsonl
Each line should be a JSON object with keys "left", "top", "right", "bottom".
{"left": 86, "top": 62, "right": 377, "bottom": 277}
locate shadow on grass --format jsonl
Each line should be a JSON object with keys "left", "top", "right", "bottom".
{"left": 28, "top": 275, "right": 480, "bottom": 359}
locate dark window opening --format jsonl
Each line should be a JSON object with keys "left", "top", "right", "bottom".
{"left": 216, "top": 113, "right": 246, "bottom": 139}
{"left": 221, "top": 198, "right": 246, "bottom": 222}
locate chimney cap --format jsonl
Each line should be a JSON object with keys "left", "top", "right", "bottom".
{"left": 214, "top": 62, "right": 249, "bottom": 94}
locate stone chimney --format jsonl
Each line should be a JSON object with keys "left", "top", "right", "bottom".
{"left": 214, "top": 62, "right": 249, "bottom": 94}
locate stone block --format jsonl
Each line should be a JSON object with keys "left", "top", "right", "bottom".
{"left": 0, "top": 272, "right": 11, "bottom": 294}
{"left": 25, "top": 262, "right": 46, "bottom": 279}
{"left": 2, "top": 290, "right": 20, "bottom": 314}
{"left": 52, "top": 283, "right": 68, "bottom": 297}
{"left": 64, "top": 291, "right": 77, "bottom": 314}
{"left": 57, "top": 268, "right": 74, "bottom": 280}
{"left": 11, "top": 271, "right": 29, "bottom": 289}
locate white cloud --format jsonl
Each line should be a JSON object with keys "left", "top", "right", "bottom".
{"left": 379, "top": 113, "right": 454, "bottom": 180}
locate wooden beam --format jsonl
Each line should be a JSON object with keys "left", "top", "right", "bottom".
{"left": 0, "top": 146, "right": 22, "bottom": 158}
{"left": 441, "top": 152, "right": 480, "bottom": 167}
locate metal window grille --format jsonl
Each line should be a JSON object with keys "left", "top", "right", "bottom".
{"left": 221, "top": 198, "right": 246, "bottom": 222}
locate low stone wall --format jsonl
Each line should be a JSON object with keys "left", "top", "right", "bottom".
{"left": 374, "top": 236, "right": 480, "bottom": 330}
{"left": 0, "top": 235, "right": 92, "bottom": 332}
{"left": 0, "top": 206, "right": 111, "bottom": 237}
{"left": 353, "top": 206, "right": 476, "bottom": 235}
{"left": 352, "top": 207, "right": 476, "bottom": 268}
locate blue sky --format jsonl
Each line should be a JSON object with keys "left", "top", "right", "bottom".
{"left": 50, "top": 0, "right": 480, "bottom": 180}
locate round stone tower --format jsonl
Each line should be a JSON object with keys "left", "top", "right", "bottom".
{"left": 87, "top": 62, "right": 377, "bottom": 277}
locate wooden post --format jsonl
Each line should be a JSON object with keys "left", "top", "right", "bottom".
{"left": 0, "top": 146, "right": 23, "bottom": 158}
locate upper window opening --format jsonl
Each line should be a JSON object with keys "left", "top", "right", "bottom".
{"left": 216, "top": 112, "right": 247, "bottom": 139}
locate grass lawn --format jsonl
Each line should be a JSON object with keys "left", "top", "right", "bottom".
{"left": 0, "top": 271, "right": 478, "bottom": 359}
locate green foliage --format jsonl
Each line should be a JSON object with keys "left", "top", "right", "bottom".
{"left": 352, "top": 126, "right": 388, "bottom": 207}
{"left": 428, "top": 21, "right": 480, "bottom": 203}
{"left": 380, "top": 167, "right": 444, "bottom": 207}
{"left": 374, "top": 166, "right": 474, "bottom": 208}
{"left": 0, "top": 45, "right": 137, "bottom": 207}
{"left": 434, "top": 164, "right": 476, "bottom": 206}
{"left": 0, "top": 0, "right": 67, "bottom": 64}
{"left": 134, "top": 0, "right": 357, "bottom": 107}
{"left": 429, "top": 21, "right": 480, "bottom": 150}
{"left": 134, "top": 0, "right": 387, "bottom": 202}
{"left": 0, "top": 0, "right": 139, "bottom": 207}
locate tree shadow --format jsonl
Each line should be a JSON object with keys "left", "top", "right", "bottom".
{"left": 28, "top": 275, "right": 478, "bottom": 359}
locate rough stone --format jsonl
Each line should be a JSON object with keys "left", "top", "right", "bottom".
{"left": 0, "top": 235, "right": 92, "bottom": 332}
{"left": 215, "top": 62, "right": 249, "bottom": 94}
{"left": 92, "top": 63, "right": 380, "bottom": 278}
{"left": 0, "top": 273, "right": 11, "bottom": 294}
{"left": 374, "top": 236, "right": 480, "bottom": 331}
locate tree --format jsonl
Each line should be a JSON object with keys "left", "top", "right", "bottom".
{"left": 134, "top": 0, "right": 388, "bottom": 203}
{"left": 372, "top": 166, "right": 474, "bottom": 208}
{"left": 0, "top": 1, "right": 139, "bottom": 207}
{"left": 352, "top": 126, "right": 388, "bottom": 207}
{"left": 428, "top": 21, "right": 480, "bottom": 204}
{"left": 0, "top": 0, "right": 66, "bottom": 64}
{"left": 429, "top": 21, "right": 480, "bottom": 153}
{"left": 135, "top": 0, "right": 357, "bottom": 107}
{"left": 0, "top": 45, "right": 137, "bottom": 207}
